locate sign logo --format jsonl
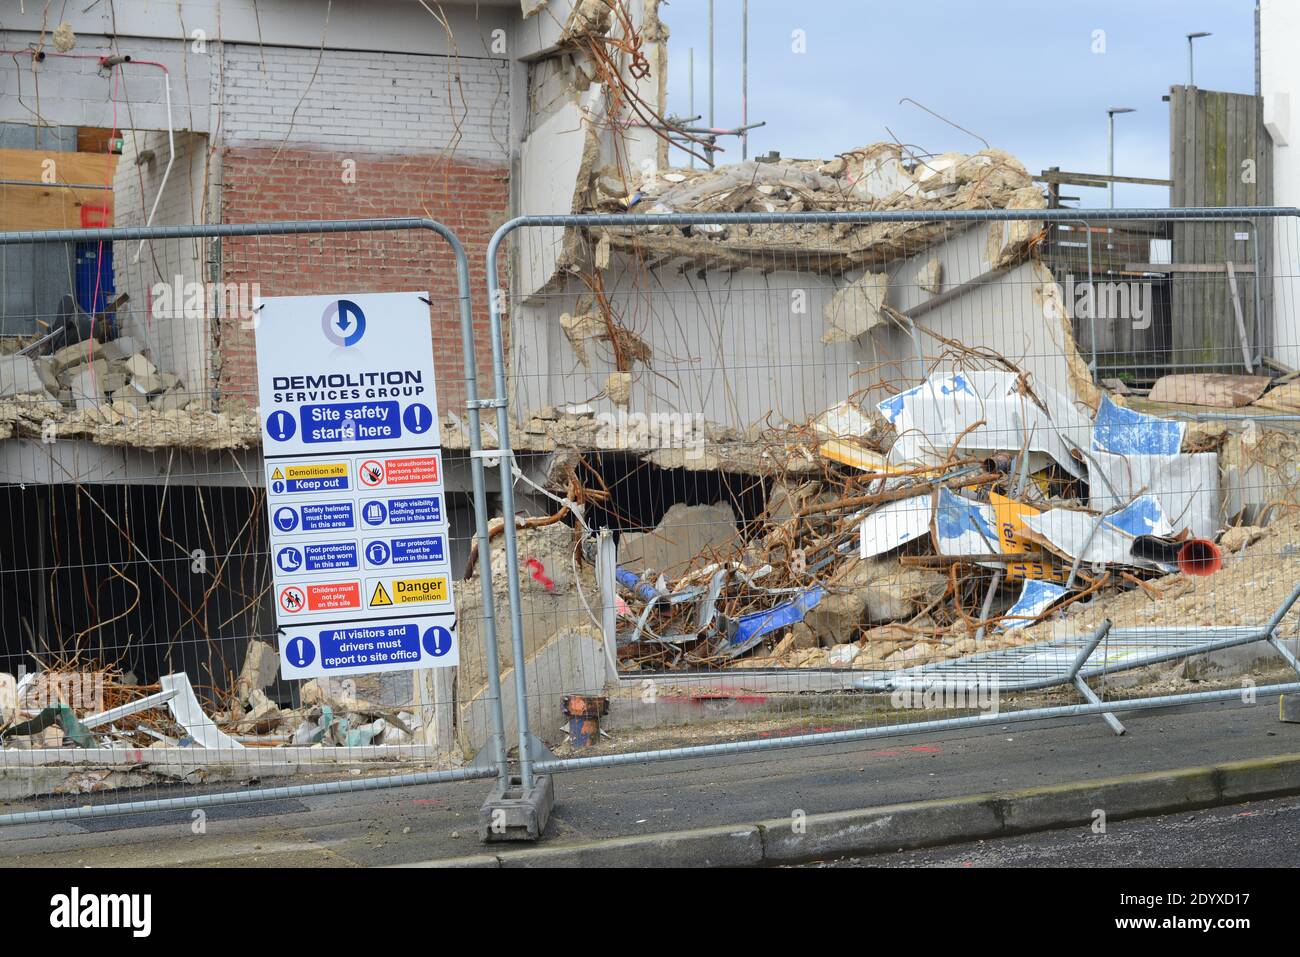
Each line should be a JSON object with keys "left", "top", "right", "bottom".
{"left": 322, "top": 298, "right": 367, "bottom": 347}
{"left": 285, "top": 636, "right": 316, "bottom": 668}
{"left": 359, "top": 459, "right": 384, "bottom": 487}
{"left": 279, "top": 586, "right": 306, "bottom": 614}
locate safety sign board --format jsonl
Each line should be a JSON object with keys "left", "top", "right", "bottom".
{"left": 255, "top": 291, "right": 458, "bottom": 679}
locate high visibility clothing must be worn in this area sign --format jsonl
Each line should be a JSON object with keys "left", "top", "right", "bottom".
{"left": 255, "top": 292, "right": 458, "bottom": 679}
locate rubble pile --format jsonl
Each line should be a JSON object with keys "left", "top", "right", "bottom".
{"left": 0, "top": 643, "right": 427, "bottom": 761}
{"left": 0, "top": 334, "right": 260, "bottom": 450}
{"left": 586, "top": 143, "right": 1045, "bottom": 273}
{"left": 605, "top": 365, "right": 1273, "bottom": 674}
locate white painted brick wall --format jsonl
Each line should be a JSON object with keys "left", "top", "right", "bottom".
{"left": 221, "top": 44, "right": 509, "bottom": 161}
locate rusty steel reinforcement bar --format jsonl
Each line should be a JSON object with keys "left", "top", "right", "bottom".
{"left": 0, "top": 218, "right": 514, "bottom": 801}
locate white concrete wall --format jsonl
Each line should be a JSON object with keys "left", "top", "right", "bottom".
{"left": 509, "top": 225, "right": 1092, "bottom": 431}
{"left": 113, "top": 129, "right": 211, "bottom": 401}
{"left": 1261, "top": 0, "right": 1300, "bottom": 367}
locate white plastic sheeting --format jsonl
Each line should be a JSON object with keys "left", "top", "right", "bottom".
{"left": 878, "top": 370, "right": 1091, "bottom": 478}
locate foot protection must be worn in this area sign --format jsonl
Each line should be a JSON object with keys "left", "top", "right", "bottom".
{"left": 255, "top": 291, "right": 458, "bottom": 679}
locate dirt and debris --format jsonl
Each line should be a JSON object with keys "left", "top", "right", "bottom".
{"left": 586, "top": 359, "right": 1299, "bottom": 674}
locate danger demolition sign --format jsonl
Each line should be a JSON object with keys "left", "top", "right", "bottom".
{"left": 255, "top": 292, "right": 458, "bottom": 679}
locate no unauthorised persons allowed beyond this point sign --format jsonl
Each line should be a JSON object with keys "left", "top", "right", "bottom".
{"left": 255, "top": 291, "right": 458, "bottom": 679}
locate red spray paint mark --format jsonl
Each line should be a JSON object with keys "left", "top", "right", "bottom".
{"left": 524, "top": 558, "right": 554, "bottom": 591}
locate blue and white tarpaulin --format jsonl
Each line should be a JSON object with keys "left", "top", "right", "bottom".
{"left": 1091, "top": 397, "right": 1185, "bottom": 456}
{"left": 1088, "top": 450, "right": 1220, "bottom": 538}
{"left": 858, "top": 494, "right": 932, "bottom": 558}
{"left": 932, "top": 487, "right": 1001, "bottom": 559}
{"left": 1021, "top": 495, "right": 1175, "bottom": 570}
{"left": 877, "top": 370, "right": 1091, "bottom": 479}
{"left": 999, "top": 580, "right": 1069, "bottom": 631}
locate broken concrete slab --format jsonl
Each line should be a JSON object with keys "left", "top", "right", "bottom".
{"left": 51, "top": 339, "right": 99, "bottom": 371}
{"left": 97, "top": 336, "right": 143, "bottom": 362}
{"left": 68, "top": 367, "right": 106, "bottom": 411}
{"left": 822, "top": 271, "right": 888, "bottom": 343}
{"left": 618, "top": 501, "right": 741, "bottom": 574}
{"left": 0, "top": 355, "right": 44, "bottom": 398}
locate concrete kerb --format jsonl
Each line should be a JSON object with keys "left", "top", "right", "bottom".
{"left": 414, "top": 751, "right": 1300, "bottom": 867}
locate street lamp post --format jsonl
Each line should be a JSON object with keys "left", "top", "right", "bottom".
{"left": 1107, "top": 106, "right": 1135, "bottom": 208}
{"left": 1187, "top": 31, "right": 1212, "bottom": 87}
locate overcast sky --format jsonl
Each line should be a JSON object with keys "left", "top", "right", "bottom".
{"left": 660, "top": 0, "right": 1258, "bottom": 207}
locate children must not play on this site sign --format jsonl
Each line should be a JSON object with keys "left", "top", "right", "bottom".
{"left": 255, "top": 291, "right": 458, "bottom": 680}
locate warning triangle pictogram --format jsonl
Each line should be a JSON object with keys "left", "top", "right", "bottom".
{"left": 271, "top": 467, "right": 285, "bottom": 480}
{"left": 369, "top": 582, "right": 393, "bottom": 607}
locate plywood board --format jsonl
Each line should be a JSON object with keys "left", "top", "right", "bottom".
{"left": 0, "top": 148, "right": 116, "bottom": 230}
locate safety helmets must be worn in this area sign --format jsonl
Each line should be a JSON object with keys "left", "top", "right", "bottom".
{"left": 255, "top": 291, "right": 458, "bottom": 679}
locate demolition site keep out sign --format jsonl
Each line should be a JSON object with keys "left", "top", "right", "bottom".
{"left": 255, "top": 292, "right": 458, "bottom": 679}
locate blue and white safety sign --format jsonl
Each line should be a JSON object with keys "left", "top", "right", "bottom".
{"left": 255, "top": 291, "right": 458, "bottom": 679}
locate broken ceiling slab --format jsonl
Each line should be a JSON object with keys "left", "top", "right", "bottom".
{"left": 587, "top": 143, "right": 1044, "bottom": 274}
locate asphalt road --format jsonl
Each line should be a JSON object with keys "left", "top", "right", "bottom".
{"left": 2, "top": 696, "right": 1298, "bottom": 867}
{"left": 817, "top": 794, "right": 1300, "bottom": 867}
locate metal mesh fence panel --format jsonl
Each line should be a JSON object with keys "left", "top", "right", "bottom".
{"left": 485, "top": 207, "right": 1300, "bottom": 784}
{"left": 0, "top": 220, "right": 507, "bottom": 827}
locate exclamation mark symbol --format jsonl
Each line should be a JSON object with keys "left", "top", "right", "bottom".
{"left": 274, "top": 412, "right": 288, "bottom": 440}
{"left": 294, "top": 639, "right": 307, "bottom": 667}
{"left": 411, "top": 406, "right": 421, "bottom": 429}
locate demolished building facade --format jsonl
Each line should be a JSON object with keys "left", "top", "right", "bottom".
{"left": 2, "top": 0, "right": 1299, "bottom": 791}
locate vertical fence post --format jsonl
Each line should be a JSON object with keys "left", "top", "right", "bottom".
{"left": 485, "top": 227, "right": 537, "bottom": 791}
{"left": 434, "top": 223, "right": 511, "bottom": 785}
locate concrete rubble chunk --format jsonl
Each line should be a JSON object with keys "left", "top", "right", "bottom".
{"left": 98, "top": 336, "right": 142, "bottom": 362}
{"left": 152, "top": 387, "right": 189, "bottom": 412}
{"left": 0, "top": 355, "right": 45, "bottom": 398}
{"left": 111, "top": 385, "right": 148, "bottom": 409}
{"left": 235, "top": 640, "right": 280, "bottom": 702}
{"left": 560, "top": 311, "right": 606, "bottom": 366}
{"left": 822, "top": 272, "right": 888, "bottom": 344}
{"left": 618, "top": 502, "right": 741, "bottom": 574}
{"left": 916, "top": 256, "right": 943, "bottom": 294}
{"left": 32, "top": 357, "right": 60, "bottom": 396}
{"left": 68, "top": 367, "right": 106, "bottom": 411}
{"left": 121, "top": 354, "right": 158, "bottom": 382}
{"left": 604, "top": 370, "right": 632, "bottom": 406}
{"left": 52, "top": 339, "right": 98, "bottom": 371}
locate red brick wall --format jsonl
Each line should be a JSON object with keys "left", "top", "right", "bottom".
{"left": 217, "top": 147, "right": 508, "bottom": 416}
